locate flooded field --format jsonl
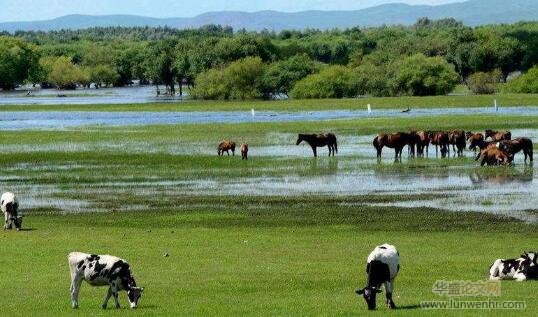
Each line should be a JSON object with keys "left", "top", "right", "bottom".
{"left": 1, "top": 126, "right": 536, "bottom": 223}
{"left": 2, "top": 106, "right": 538, "bottom": 129}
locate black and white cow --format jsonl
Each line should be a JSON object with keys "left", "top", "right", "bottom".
{"left": 1, "top": 192, "right": 21, "bottom": 231}
{"left": 489, "top": 252, "right": 538, "bottom": 281}
{"left": 356, "top": 244, "right": 400, "bottom": 310}
{"left": 68, "top": 252, "right": 144, "bottom": 309}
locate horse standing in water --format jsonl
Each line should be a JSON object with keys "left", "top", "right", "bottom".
{"left": 217, "top": 140, "right": 236, "bottom": 156}
{"left": 373, "top": 132, "right": 416, "bottom": 161}
{"left": 296, "top": 133, "right": 338, "bottom": 157}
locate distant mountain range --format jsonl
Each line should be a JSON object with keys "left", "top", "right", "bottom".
{"left": 1, "top": 0, "right": 537, "bottom": 32}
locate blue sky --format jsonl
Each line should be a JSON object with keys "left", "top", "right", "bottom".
{"left": 0, "top": 0, "right": 464, "bottom": 22}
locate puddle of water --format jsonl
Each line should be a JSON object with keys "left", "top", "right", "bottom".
{"left": 2, "top": 107, "right": 538, "bottom": 130}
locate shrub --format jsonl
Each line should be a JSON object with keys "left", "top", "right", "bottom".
{"left": 505, "top": 65, "right": 538, "bottom": 93}
{"left": 467, "top": 70, "right": 501, "bottom": 94}
{"left": 290, "top": 65, "right": 357, "bottom": 99}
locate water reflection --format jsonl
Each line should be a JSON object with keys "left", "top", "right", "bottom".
{"left": 469, "top": 166, "right": 534, "bottom": 185}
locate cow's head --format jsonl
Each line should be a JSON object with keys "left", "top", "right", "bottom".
{"left": 127, "top": 286, "right": 144, "bottom": 308}
{"left": 127, "top": 276, "right": 144, "bottom": 308}
{"left": 356, "top": 286, "right": 382, "bottom": 310}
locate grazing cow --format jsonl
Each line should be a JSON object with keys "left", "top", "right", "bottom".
{"left": 466, "top": 132, "right": 485, "bottom": 152}
{"left": 416, "top": 131, "right": 431, "bottom": 157}
{"left": 497, "top": 138, "right": 533, "bottom": 163}
{"left": 356, "top": 244, "right": 400, "bottom": 310}
{"left": 218, "top": 140, "right": 236, "bottom": 156}
{"left": 490, "top": 252, "right": 538, "bottom": 281}
{"left": 296, "top": 133, "right": 338, "bottom": 157}
{"left": 240, "top": 143, "right": 249, "bottom": 160}
{"left": 448, "top": 130, "right": 466, "bottom": 156}
{"left": 475, "top": 146, "right": 513, "bottom": 166}
{"left": 485, "top": 130, "right": 511, "bottom": 142}
{"left": 429, "top": 131, "right": 449, "bottom": 158}
{"left": 1, "top": 192, "right": 21, "bottom": 231}
{"left": 373, "top": 132, "right": 415, "bottom": 161}
{"left": 68, "top": 252, "right": 144, "bottom": 309}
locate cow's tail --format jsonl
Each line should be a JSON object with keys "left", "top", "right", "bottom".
{"left": 489, "top": 259, "right": 502, "bottom": 279}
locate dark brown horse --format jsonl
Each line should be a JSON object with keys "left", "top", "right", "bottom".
{"left": 497, "top": 138, "right": 533, "bottom": 163}
{"left": 296, "top": 133, "right": 338, "bottom": 157}
{"left": 448, "top": 130, "right": 466, "bottom": 157}
{"left": 429, "top": 131, "right": 449, "bottom": 158}
{"left": 373, "top": 132, "right": 416, "bottom": 160}
{"left": 485, "top": 130, "right": 511, "bottom": 142}
{"left": 217, "top": 140, "right": 236, "bottom": 156}
{"left": 466, "top": 132, "right": 485, "bottom": 152}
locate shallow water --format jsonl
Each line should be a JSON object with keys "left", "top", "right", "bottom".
{"left": 2, "top": 106, "right": 538, "bottom": 130}
{"left": 0, "top": 86, "right": 184, "bottom": 105}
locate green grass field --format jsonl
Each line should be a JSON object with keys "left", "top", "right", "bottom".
{"left": 2, "top": 93, "right": 538, "bottom": 112}
{"left": 0, "top": 104, "right": 537, "bottom": 316}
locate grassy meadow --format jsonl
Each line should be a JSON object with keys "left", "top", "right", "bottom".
{"left": 0, "top": 105, "right": 537, "bottom": 316}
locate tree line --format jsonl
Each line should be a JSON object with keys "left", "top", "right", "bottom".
{"left": 1, "top": 18, "right": 538, "bottom": 98}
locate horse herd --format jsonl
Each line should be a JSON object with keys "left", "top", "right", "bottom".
{"left": 374, "top": 129, "right": 533, "bottom": 165}
{"left": 218, "top": 129, "right": 533, "bottom": 166}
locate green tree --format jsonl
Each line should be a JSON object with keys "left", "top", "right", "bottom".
{"left": 90, "top": 64, "right": 120, "bottom": 88}
{"left": 391, "top": 54, "right": 459, "bottom": 96}
{"left": 191, "top": 57, "right": 265, "bottom": 100}
{"left": 262, "top": 54, "right": 320, "bottom": 97}
{"left": 0, "top": 36, "right": 39, "bottom": 90}
{"left": 290, "top": 65, "right": 357, "bottom": 99}
{"left": 46, "top": 56, "right": 86, "bottom": 89}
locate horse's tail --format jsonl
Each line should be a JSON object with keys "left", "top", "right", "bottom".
{"left": 373, "top": 136, "right": 379, "bottom": 150}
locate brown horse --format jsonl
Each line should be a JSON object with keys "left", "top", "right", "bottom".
{"left": 485, "top": 130, "right": 511, "bottom": 142}
{"left": 416, "top": 131, "right": 431, "bottom": 157}
{"left": 429, "top": 131, "right": 449, "bottom": 158}
{"left": 448, "top": 130, "right": 466, "bottom": 157}
{"left": 466, "top": 132, "right": 485, "bottom": 152}
{"left": 497, "top": 138, "right": 533, "bottom": 163}
{"left": 476, "top": 147, "right": 513, "bottom": 166}
{"left": 240, "top": 143, "right": 249, "bottom": 160}
{"left": 217, "top": 140, "right": 236, "bottom": 156}
{"left": 296, "top": 133, "right": 338, "bottom": 157}
{"left": 373, "top": 132, "right": 416, "bottom": 160}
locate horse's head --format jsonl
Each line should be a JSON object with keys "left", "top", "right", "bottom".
{"left": 296, "top": 134, "right": 304, "bottom": 145}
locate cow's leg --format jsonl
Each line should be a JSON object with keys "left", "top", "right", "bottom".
{"left": 102, "top": 287, "right": 113, "bottom": 309}
{"left": 4, "top": 211, "right": 9, "bottom": 230}
{"left": 312, "top": 146, "right": 317, "bottom": 158}
{"left": 70, "top": 275, "right": 83, "bottom": 309}
{"left": 385, "top": 280, "right": 396, "bottom": 309}
{"left": 232, "top": 149, "right": 235, "bottom": 156}
{"left": 112, "top": 290, "right": 121, "bottom": 309}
